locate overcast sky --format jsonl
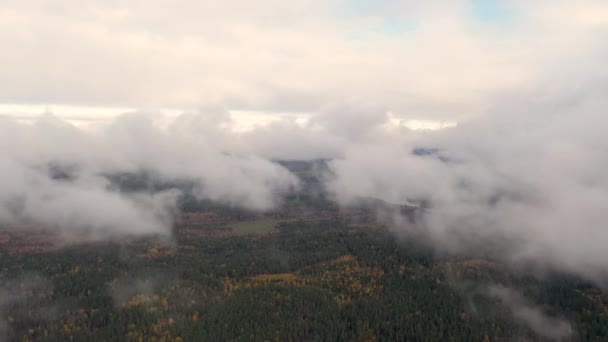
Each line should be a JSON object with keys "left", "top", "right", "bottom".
{"left": 2, "top": 1, "right": 607, "bottom": 125}
{"left": 2, "top": 1, "right": 608, "bottom": 286}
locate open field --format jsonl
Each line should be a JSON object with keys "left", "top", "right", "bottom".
{"left": 227, "top": 219, "right": 287, "bottom": 234}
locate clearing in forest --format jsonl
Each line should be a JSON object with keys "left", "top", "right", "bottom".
{"left": 227, "top": 219, "right": 285, "bottom": 234}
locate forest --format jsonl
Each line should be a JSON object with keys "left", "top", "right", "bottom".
{"left": 1, "top": 217, "right": 607, "bottom": 341}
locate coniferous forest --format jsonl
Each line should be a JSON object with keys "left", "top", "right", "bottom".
{"left": 1, "top": 216, "right": 607, "bottom": 341}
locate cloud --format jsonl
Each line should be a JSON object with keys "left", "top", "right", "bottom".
{"left": 486, "top": 285, "right": 573, "bottom": 340}
{"left": 0, "top": 158, "right": 178, "bottom": 238}
{"left": 325, "top": 59, "right": 608, "bottom": 285}
{"left": 311, "top": 102, "right": 389, "bottom": 140}
{"left": 236, "top": 103, "right": 397, "bottom": 160}
{"left": 1, "top": 0, "right": 608, "bottom": 287}
{"left": 238, "top": 119, "right": 345, "bottom": 161}
{"left": 2, "top": 1, "right": 607, "bottom": 121}
{"left": 0, "top": 111, "right": 298, "bottom": 239}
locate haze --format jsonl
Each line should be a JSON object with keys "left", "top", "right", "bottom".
{"left": 2, "top": 0, "right": 608, "bottom": 306}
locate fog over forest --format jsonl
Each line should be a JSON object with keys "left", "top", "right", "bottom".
{"left": 1, "top": 1, "right": 608, "bottom": 340}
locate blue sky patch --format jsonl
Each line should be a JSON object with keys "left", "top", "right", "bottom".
{"left": 471, "top": 0, "right": 514, "bottom": 24}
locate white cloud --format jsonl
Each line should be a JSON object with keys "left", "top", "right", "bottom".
{"left": 1, "top": 0, "right": 608, "bottom": 285}
{"left": 1, "top": 1, "right": 606, "bottom": 121}
{"left": 0, "top": 112, "right": 299, "bottom": 238}
{"left": 486, "top": 285, "right": 573, "bottom": 340}
{"left": 326, "top": 72, "right": 608, "bottom": 285}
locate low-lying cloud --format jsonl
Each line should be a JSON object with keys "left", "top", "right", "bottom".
{"left": 486, "top": 285, "right": 573, "bottom": 340}
{"left": 0, "top": 0, "right": 607, "bottom": 291}
{"left": 326, "top": 77, "right": 608, "bottom": 285}
{"left": 0, "top": 112, "right": 299, "bottom": 239}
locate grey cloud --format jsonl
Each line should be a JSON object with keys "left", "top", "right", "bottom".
{"left": 234, "top": 104, "right": 414, "bottom": 161}
{"left": 0, "top": 111, "right": 298, "bottom": 239}
{"left": 487, "top": 285, "right": 573, "bottom": 340}
{"left": 238, "top": 119, "right": 346, "bottom": 160}
{"left": 1, "top": 0, "right": 608, "bottom": 290}
{"left": 0, "top": 158, "right": 177, "bottom": 238}
{"left": 4, "top": 1, "right": 606, "bottom": 119}
{"left": 311, "top": 103, "right": 389, "bottom": 140}
{"left": 325, "top": 76, "right": 608, "bottom": 286}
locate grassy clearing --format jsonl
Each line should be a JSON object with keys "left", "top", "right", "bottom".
{"left": 228, "top": 219, "right": 285, "bottom": 234}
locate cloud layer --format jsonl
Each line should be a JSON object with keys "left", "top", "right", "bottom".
{"left": 0, "top": 112, "right": 298, "bottom": 238}
{"left": 2, "top": 1, "right": 607, "bottom": 121}
{"left": 1, "top": 0, "right": 608, "bottom": 287}
{"left": 486, "top": 285, "right": 573, "bottom": 340}
{"left": 325, "top": 74, "right": 608, "bottom": 285}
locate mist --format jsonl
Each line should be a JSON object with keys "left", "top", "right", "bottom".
{"left": 0, "top": 112, "right": 299, "bottom": 239}
{"left": 325, "top": 79, "right": 608, "bottom": 286}
{"left": 3, "top": 1, "right": 608, "bottom": 341}
{"left": 486, "top": 285, "right": 574, "bottom": 340}
{"left": 3, "top": 80, "right": 608, "bottom": 288}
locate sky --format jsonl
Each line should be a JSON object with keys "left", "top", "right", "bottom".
{"left": 2, "top": 1, "right": 608, "bottom": 289}
{"left": 1, "top": 0, "right": 606, "bottom": 126}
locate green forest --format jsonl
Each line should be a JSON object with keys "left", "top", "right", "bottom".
{"left": 1, "top": 219, "right": 607, "bottom": 341}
